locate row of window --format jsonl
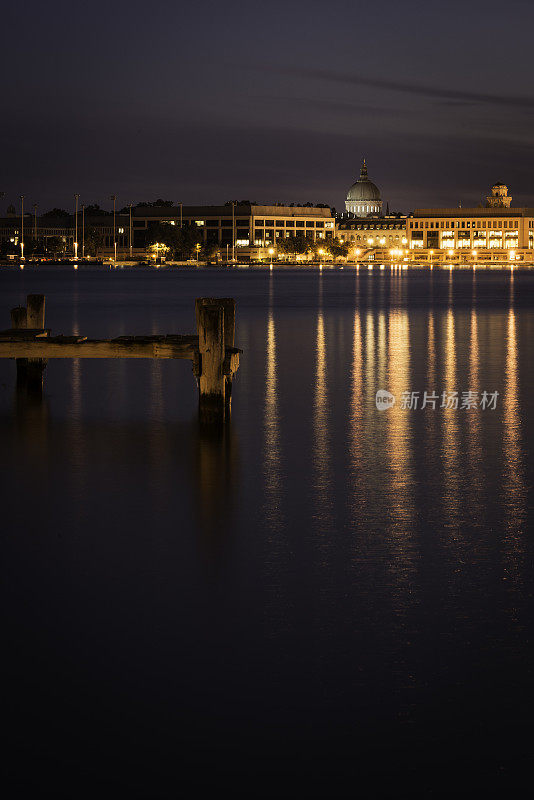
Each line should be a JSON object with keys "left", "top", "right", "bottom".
{"left": 411, "top": 219, "right": 524, "bottom": 229}
{"left": 253, "top": 230, "right": 326, "bottom": 238}
{"left": 342, "top": 234, "right": 406, "bottom": 243}
{"left": 253, "top": 232, "right": 329, "bottom": 245}
{"left": 340, "top": 224, "right": 404, "bottom": 231}
{"left": 254, "top": 220, "right": 327, "bottom": 228}
{"left": 201, "top": 218, "right": 331, "bottom": 228}
{"left": 421, "top": 230, "right": 519, "bottom": 239}
{"left": 347, "top": 205, "right": 381, "bottom": 213}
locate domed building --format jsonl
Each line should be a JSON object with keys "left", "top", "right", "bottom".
{"left": 345, "top": 159, "right": 382, "bottom": 216}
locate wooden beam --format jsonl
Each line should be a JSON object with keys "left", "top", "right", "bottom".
{"left": 0, "top": 335, "right": 199, "bottom": 360}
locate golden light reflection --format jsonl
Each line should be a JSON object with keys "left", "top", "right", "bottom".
{"left": 348, "top": 307, "right": 365, "bottom": 522}
{"left": 312, "top": 306, "right": 333, "bottom": 531}
{"left": 466, "top": 309, "right": 483, "bottom": 520}
{"left": 441, "top": 308, "right": 461, "bottom": 530}
{"left": 502, "top": 300, "right": 526, "bottom": 618}
{"left": 365, "top": 310, "right": 375, "bottom": 391}
{"left": 386, "top": 306, "right": 417, "bottom": 622}
{"left": 424, "top": 310, "right": 439, "bottom": 461}
{"left": 263, "top": 280, "right": 283, "bottom": 531}
{"left": 263, "top": 275, "right": 291, "bottom": 641}
{"left": 377, "top": 311, "right": 386, "bottom": 399}
{"left": 427, "top": 311, "right": 436, "bottom": 386}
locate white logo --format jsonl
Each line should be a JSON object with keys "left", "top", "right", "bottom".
{"left": 376, "top": 389, "right": 396, "bottom": 410}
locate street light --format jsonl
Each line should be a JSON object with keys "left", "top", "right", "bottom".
{"left": 82, "top": 204, "right": 85, "bottom": 258}
{"left": 20, "top": 195, "right": 24, "bottom": 260}
{"left": 429, "top": 249, "right": 434, "bottom": 269}
{"left": 74, "top": 194, "right": 79, "bottom": 260}
{"left": 129, "top": 204, "right": 133, "bottom": 258}
{"left": 231, "top": 201, "right": 236, "bottom": 262}
{"left": 110, "top": 195, "right": 117, "bottom": 264}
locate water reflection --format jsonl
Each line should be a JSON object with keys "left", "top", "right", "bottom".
{"left": 2, "top": 269, "right": 534, "bottom": 788}
{"left": 67, "top": 358, "right": 88, "bottom": 504}
{"left": 348, "top": 304, "right": 365, "bottom": 525}
{"left": 13, "top": 376, "right": 49, "bottom": 460}
{"left": 386, "top": 307, "right": 417, "bottom": 619}
{"left": 263, "top": 277, "right": 283, "bottom": 530}
{"left": 262, "top": 274, "right": 290, "bottom": 642}
{"left": 312, "top": 286, "right": 333, "bottom": 531}
{"left": 466, "top": 308, "right": 484, "bottom": 521}
{"left": 194, "top": 420, "right": 239, "bottom": 568}
{"left": 502, "top": 297, "right": 526, "bottom": 620}
{"left": 5, "top": 358, "right": 239, "bottom": 569}
{"left": 441, "top": 308, "right": 461, "bottom": 531}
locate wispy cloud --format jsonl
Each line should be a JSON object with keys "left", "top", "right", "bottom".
{"left": 269, "top": 67, "right": 534, "bottom": 110}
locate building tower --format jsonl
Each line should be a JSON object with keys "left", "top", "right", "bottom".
{"left": 486, "top": 182, "right": 512, "bottom": 208}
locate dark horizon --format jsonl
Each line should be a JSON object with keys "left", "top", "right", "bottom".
{"left": 3, "top": 0, "right": 534, "bottom": 216}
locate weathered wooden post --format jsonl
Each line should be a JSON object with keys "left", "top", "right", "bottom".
{"left": 26, "top": 294, "right": 46, "bottom": 392}
{"left": 10, "top": 305, "right": 28, "bottom": 386}
{"left": 196, "top": 299, "right": 226, "bottom": 423}
{"left": 26, "top": 294, "right": 45, "bottom": 328}
{"left": 196, "top": 297, "right": 236, "bottom": 413}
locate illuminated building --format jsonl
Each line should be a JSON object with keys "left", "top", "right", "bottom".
{"left": 406, "top": 183, "right": 534, "bottom": 262}
{"left": 337, "top": 214, "right": 408, "bottom": 256}
{"left": 0, "top": 208, "right": 129, "bottom": 257}
{"left": 345, "top": 159, "right": 382, "bottom": 216}
{"left": 132, "top": 202, "right": 335, "bottom": 260}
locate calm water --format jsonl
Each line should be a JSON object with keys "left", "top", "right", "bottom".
{"left": 2, "top": 266, "right": 534, "bottom": 795}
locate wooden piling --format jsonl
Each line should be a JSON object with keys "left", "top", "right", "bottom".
{"left": 25, "top": 294, "right": 47, "bottom": 392}
{"left": 196, "top": 300, "right": 226, "bottom": 423}
{"left": 10, "top": 305, "right": 28, "bottom": 386}
{"left": 26, "top": 294, "right": 45, "bottom": 328}
{"left": 11, "top": 306, "right": 28, "bottom": 330}
{"left": 196, "top": 297, "right": 236, "bottom": 412}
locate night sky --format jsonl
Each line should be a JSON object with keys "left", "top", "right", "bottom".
{"left": 4, "top": 0, "right": 534, "bottom": 213}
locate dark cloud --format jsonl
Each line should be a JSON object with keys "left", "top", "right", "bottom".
{"left": 3, "top": 114, "right": 533, "bottom": 213}
{"left": 267, "top": 67, "right": 534, "bottom": 111}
